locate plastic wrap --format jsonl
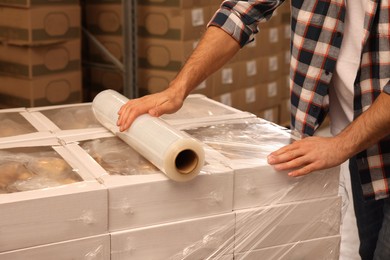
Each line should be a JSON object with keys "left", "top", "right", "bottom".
{"left": 92, "top": 89, "right": 205, "bottom": 182}
{"left": 0, "top": 112, "right": 37, "bottom": 137}
{"left": 0, "top": 147, "right": 82, "bottom": 193}
{"left": 37, "top": 105, "right": 102, "bottom": 130}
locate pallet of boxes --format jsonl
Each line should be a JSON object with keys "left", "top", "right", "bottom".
{"left": 0, "top": 0, "right": 83, "bottom": 108}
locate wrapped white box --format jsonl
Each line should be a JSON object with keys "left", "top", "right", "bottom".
{"left": 0, "top": 144, "right": 107, "bottom": 252}
{"left": 234, "top": 235, "right": 341, "bottom": 260}
{"left": 110, "top": 212, "right": 235, "bottom": 260}
{"left": 65, "top": 135, "right": 234, "bottom": 231}
{"left": 180, "top": 117, "right": 340, "bottom": 209}
{"left": 0, "top": 234, "right": 110, "bottom": 260}
{"left": 234, "top": 196, "right": 342, "bottom": 253}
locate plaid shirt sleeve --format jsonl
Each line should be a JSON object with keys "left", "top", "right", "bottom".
{"left": 207, "top": 0, "right": 285, "bottom": 47}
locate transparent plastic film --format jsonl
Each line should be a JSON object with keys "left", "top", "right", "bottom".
{"left": 0, "top": 112, "right": 37, "bottom": 137}
{"left": 168, "top": 197, "right": 342, "bottom": 260}
{"left": 0, "top": 147, "right": 82, "bottom": 193}
{"left": 92, "top": 90, "right": 205, "bottom": 182}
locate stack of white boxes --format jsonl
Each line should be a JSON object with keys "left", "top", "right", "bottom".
{"left": 0, "top": 94, "right": 341, "bottom": 259}
{"left": 0, "top": 0, "right": 83, "bottom": 108}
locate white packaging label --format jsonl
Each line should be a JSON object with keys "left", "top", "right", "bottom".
{"left": 264, "top": 109, "right": 274, "bottom": 122}
{"left": 246, "top": 60, "right": 257, "bottom": 77}
{"left": 285, "top": 25, "right": 291, "bottom": 39}
{"left": 269, "top": 28, "right": 279, "bottom": 43}
{"left": 222, "top": 68, "right": 233, "bottom": 84}
{"left": 192, "top": 8, "right": 204, "bottom": 27}
{"left": 220, "top": 93, "right": 232, "bottom": 106}
{"left": 285, "top": 50, "right": 290, "bottom": 65}
{"left": 267, "top": 82, "right": 278, "bottom": 97}
{"left": 269, "top": 56, "right": 278, "bottom": 72}
{"left": 245, "top": 87, "right": 256, "bottom": 103}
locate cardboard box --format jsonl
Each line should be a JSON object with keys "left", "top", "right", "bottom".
{"left": 0, "top": 144, "right": 107, "bottom": 252}
{"left": 0, "top": 71, "right": 82, "bottom": 107}
{"left": 234, "top": 235, "right": 340, "bottom": 260}
{"left": 0, "top": 5, "right": 80, "bottom": 45}
{"left": 254, "top": 105, "right": 280, "bottom": 124}
{"left": 84, "top": 66, "right": 123, "bottom": 98}
{"left": 138, "top": 37, "right": 198, "bottom": 71}
{"left": 84, "top": 3, "right": 122, "bottom": 36}
{"left": 138, "top": 6, "right": 210, "bottom": 41}
{"left": 65, "top": 136, "right": 234, "bottom": 231}
{"left": 138, "top": 68, "right": 213, "bottom": 97}
{"left": 110, "top": 212, "right": 235, "bottom": 260}
{"left": 0, "top": 234, "right": 110, "bottom": 260}
{"left": 0, "top": 0, "right": 79, "bottom": 8}
{"left": 138, "top": 0, "right": 222, "bottom": 8}
{"left": 211, "top": 61, "right": 241, "bottom": 96}
{"left": 86, "top": 34, "right": 123, "bottom": 64}
{"left": 254, "top": 81, "right": 282, "bottom": 111}
{"left": 279, "top": 97, "right": 291, "bottom": 127}
{"left": 181, "top": 117, "right": 340, "bottom": 210}
{"left": 234, "top": 196, "right": 341, "bottom": 252}
{"left": 0, "top": 40, "right": 81, "bottom": 78}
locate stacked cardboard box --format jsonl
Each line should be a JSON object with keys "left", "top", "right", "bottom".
{"left": 0, "top": 95, "right": 341, "bottom": 259}
{"left": 0, "top": 0, "right": 83, "bottom": 108}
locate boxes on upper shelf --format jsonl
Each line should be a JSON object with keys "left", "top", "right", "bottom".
{"left": 85, "top": 34, "right": 123, "bottom": 64}
{"left": 0, "top": 143, "right": 107, "bottom": 253}
{"left": 84, "top": 2, "right": 122, "bottom": 36}
{"left": 138, "top": 5, "right": 210, "bottom": 41}
{"left": 84, "top": 66, "right": 124, "bottom": 99}
{"left": 0, "top": 40, "right": 81, "bottom": 78}
{"left": 0, "top": 71, "right": 82, "bottom": 108}
{"left": 0, "top": 5, "right": 80, "bottom": 45}
{"left": 0, "top": 0, "right": 79, "bottom": 8}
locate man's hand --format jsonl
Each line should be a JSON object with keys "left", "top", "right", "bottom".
{"left": 117, "top": 87, "right": 185, "bottom": 132}
{"left": 267, "top": 135, "right": 350, "bottom": 177}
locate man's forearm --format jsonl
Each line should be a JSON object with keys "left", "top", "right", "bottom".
{"left": 335, "top": 92, "right": 390, "bottom": 158}
{"left": 169, "top": 26, "right": 241, "bottom": 99}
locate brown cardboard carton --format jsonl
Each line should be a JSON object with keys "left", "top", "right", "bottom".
{"left": 0, "top": 40, "right": 81, "bottom": 78}
{"left": 85, "top": 35, "right": 123, "bottom": 64}
{"left": 84, "top": 3, "right": 122, "bottom": 36}
{"left": 279, "top": 97, "right": 291, "bottom": 127}
{"left": 228, "top": 87, "right": 257, "bottom": 112}
{"left": 0, "top": 5, "right": 80, "bottom": 45}
{"left": 138, "top": 68, "right": 212, "bottom": 97}
{"left": 138, "top": 5, "right": 210, "bottom": 41}
{"left": 0, "top": 0, "right": 78, "bottom": 8}
{"left": 138, "top": 0, "right": 222, "bottom": 8}
{"left": 255, "top": 81, "right": 282, "bottom": 110}
{"left": 211, "top": 61, "right": 241, "bottom": 96}
{"left": 0, "top": 71, "right": 82, "bottom": 107}
{"left": 254, "top": 105, "right": 280, "bottom": 124}
{"left": 138, "top": 37, "right": 198, "bottom": 71}
{"left": 84, "top": 66, "right": 123, "bottom": 99}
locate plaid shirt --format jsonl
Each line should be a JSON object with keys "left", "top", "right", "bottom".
{"left": 209, "top": 0, "right": 390, "bottom": 200}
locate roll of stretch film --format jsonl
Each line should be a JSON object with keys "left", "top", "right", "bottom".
{"left": 92, "top": 89, "right": 205, "bottom": 182}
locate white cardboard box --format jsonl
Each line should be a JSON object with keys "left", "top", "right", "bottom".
{"left": 234, "top": 235, "right": 341, "bottom": 260}
{"left": 110, "top": 212, "right": 235, "bottom": 260}
{"left": 0, "top": 234, "right": 110, "bottom": 260}
{"left": 180, "top": 117, "right": 340, "bottom": 209}
{"left": 65, "top": 136, "right": 234, "bottom": 231}
{"left": 234, "top": 196, "right": 342, "bottom": 253}
{"left": 0, "top": 144, "right": 107, "bottom": 252}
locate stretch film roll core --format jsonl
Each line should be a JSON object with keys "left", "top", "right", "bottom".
{"left": 92, "top": 89, "right": 205, "bottom": 182}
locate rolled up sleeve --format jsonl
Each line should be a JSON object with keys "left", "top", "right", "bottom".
{"left": 208, "top": 0, "right": 285, "bottom": 47}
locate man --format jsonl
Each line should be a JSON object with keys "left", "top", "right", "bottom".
{"left": 117, "top": 1, "right": 390, "bottom": 259}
